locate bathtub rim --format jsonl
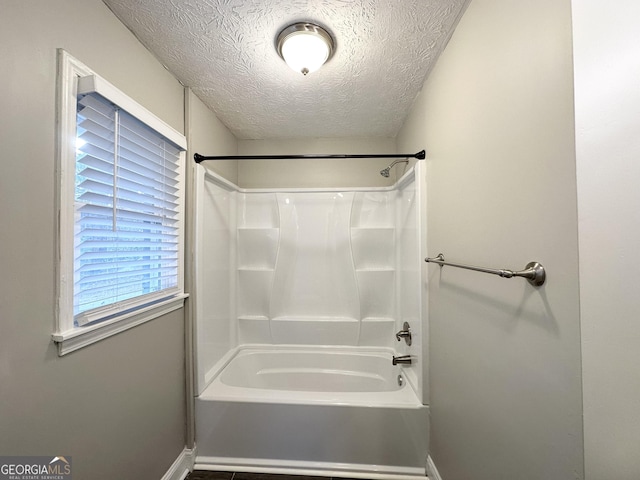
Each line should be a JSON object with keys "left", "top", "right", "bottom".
{"left": 198, "top": 344, "right": 425, "bottom": 409}
{"left": 194, "top": 456, "right": 428, "bottom": 480}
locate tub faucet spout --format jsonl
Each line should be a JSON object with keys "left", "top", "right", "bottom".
{"left": 392, "top": 355, "right": 413, "bottom": 366}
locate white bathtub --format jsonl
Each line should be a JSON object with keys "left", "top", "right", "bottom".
{"left": 195, "top": 346, "right": 429, "bottom": 479}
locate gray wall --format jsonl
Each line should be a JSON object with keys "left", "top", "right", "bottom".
{"left": 397, "top": 0, "right": 584, "bottom": 478}
{"left": 237, "top": 137, "right": 398, "bottom": 188}
{"left": 573, "top": 1, "right": 640, "bottom": 478}
{"left": 0, "top": 1, "right": 187, "bottom": 478}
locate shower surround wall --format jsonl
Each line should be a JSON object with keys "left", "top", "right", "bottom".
{"left": 193, "top": 162, "right": 428, "bottom": 475}
{"left": 238, "top": 191, "right": 395, "bottom": 347}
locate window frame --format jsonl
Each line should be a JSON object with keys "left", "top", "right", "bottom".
{"left": 53, "top": 50, "right": 187, "bottom": 355}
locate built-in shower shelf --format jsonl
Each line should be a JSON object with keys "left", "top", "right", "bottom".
{"left": 361, "top": 316, "right": 395, "bottom": 323}
{"left": 271, "top": 316, "right": 359, "bottom": 323}
{"left": 237, "top": 227, "right": 280, "bottom": 230}
{"left": 359, "top": 317, "right": 397, "bottom": 348}
{"left": 355, "top": 267, "right": 395, "bottom": 272}
{"left": 237, "top": 315, "right": 269, "bottom": 321}
{"left": 350, "top": 226, "right": 395, "bottom": 230}
{"left": 350, "top": 224, "right": 395, "bottom": 230}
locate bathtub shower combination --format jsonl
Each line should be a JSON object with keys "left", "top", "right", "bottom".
{"left": 193, "top": 161, "right": 428, "bottom": 479}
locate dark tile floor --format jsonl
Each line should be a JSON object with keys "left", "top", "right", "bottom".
{"left": 186, "top": 471, "right": 359, "bottom": 480}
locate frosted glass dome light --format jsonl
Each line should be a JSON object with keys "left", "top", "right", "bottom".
{"left": 277, "top": 23, "right": 335, "bottom": 75}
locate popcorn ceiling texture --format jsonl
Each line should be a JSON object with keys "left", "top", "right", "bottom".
{"left": 103, "top": 0, "right": 468, "bottom": 139}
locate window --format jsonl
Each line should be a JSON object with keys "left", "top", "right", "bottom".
{"left": 74, "top": 91, "right": 182, "bottom": 323}
{"left": 54, "top": 51, "right": 187, "bottom": 354}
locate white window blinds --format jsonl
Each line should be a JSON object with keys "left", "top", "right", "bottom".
{"left": 74, "top": 92, "right": 182, "bottom": 325}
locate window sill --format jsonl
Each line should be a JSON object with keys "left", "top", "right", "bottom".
{"left": 52, "top": 293, "right": 188, "bottom": 356}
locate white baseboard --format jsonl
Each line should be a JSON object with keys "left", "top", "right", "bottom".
{"left": 162, "top": 446, "right": 196, "bottom": 480}
{"left": 426, "top": 455, "right": 442, "bottom": 480}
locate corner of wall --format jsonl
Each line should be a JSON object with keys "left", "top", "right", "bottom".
{"left": 186, "top": 88, "right": 239, "bottom": 185}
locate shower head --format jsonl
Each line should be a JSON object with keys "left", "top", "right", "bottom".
{"left": 379, "top": 159, "right": 409, "bottom": 177}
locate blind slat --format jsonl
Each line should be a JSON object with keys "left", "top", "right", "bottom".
{"left": 115, "top": 187, "right": 179, "bottom": 211}
{"left": 74, "top": 215, "right": 178, "bottom": 234}
{"left": 74, "top": 239, "right": 178, "bottom": 249}
{"left": 116, "top": 164, "right": 178, "bottom": 192}
{"left": 77, "top": 204, "right": 178, "bottom": 224}
{"left": 77, "top": 191, "right": 114, "bottom": 207}
{"left": 78, "top": 144, "right": 115, "bottom": 165}
{"left": 120, "top": 112, "right": 180, "bottom": 156}
{"left": 118, "top": 156, "right": 178, "bottom": 186}
{"left": 78, "top": 167, "right": 114, "bottom": 185}
{"left": 76, "top": 155, "right": 115, "bottom": 174}
{"left": 76, "top": 228, "right": 177, "bottom": 241}
{"left": 78, "top": 119, "right": 114, "bottom": 142}
{"left": 78, "top": 93, "right": 114, "bottom": 117}
{"left": 75, "top": 272, "right": 178, "bottom": 303}
{"left": 76, "top": 265, "right": 178, "bottom": 284}
{"left": 76, "top": 250, "right": 178, "bottom": 261}
{"left": 114, "top": 197, "right": 166, "bottom": 216}
{"left": 77, "top": 179, "right": 113, "bottom": 196}
{"left": 118, "top": 149, "right": 179, "bottom": 181}
{"left": 118, "top": 135, "right": 180, "bottom": 167}
{"left": 76, "top": 257, "right": 178, "bottom": 273}
{"left": 115, "top": 176, "right": 179, "bottom": 202}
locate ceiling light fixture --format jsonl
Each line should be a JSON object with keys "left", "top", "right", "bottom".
{"left": 276, "top": 23, "right": 335, "bottom": 76}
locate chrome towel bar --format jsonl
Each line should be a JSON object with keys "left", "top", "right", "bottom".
{"left": 425, "top": 253, "right": 546, "bottom": 287}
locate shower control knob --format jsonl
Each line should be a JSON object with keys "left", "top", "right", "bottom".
{"left": 395, "top": 321, "right": 412, "bottom": 346}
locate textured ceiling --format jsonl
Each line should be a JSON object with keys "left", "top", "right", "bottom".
{"left": 102, "top": 0, "right": 468, "bottom": 140}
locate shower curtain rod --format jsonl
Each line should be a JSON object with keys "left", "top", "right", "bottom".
{"left": 193, "top": 150, "right": 426, "bottom": 163}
